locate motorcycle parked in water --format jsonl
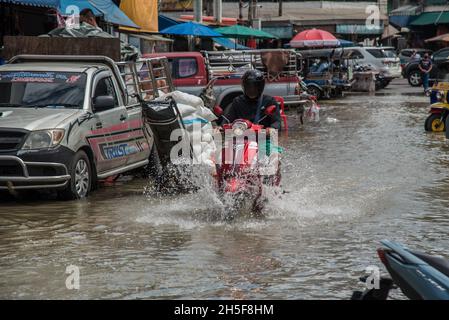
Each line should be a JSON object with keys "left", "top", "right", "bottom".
{"left": 424, "top": 81, "right": 449, "bottom": 135}
{"left": 212, "top": 105, "right": 281, "bottom": 216}
{"left": 352, "top": 240, "right": 449, "bottom": 300}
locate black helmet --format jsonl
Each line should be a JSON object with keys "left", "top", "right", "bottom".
{"left": 242, "top": 70, "right": 265, "bottom": 100}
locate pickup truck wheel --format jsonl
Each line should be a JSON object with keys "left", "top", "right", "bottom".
{"left": 408, "top": 71, "right": 422, "bottom": 87}
{"left": 445, "top": 117, "right": 449, "bottom": 139}
{"left": 307, "top": 86, "right": 322, "bottom": 100}
{"left": 58, "top": 150, "right": 92, "bottom": 200}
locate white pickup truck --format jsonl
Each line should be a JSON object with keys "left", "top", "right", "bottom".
{"left": 0, "top": 55, "right": 173, "bottom": 199}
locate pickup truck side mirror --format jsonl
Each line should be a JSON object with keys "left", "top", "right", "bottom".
{"left": 93, "top": 95, "right": 115, "bottom": 112}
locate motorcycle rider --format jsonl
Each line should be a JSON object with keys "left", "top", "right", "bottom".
{"left": 221, "top": 69, "right": 282, "bottom": 186}
{"left": 222, "top": 69, "right": 281, "bottom": 130}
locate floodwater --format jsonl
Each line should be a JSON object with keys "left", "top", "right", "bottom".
{"left": 1, "top": 87, "right": 449, "bottom": 299}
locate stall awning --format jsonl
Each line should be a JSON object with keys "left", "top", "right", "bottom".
{"left": 0, "top": 0, "right": 58, "bottom": 7}
{"left": 382, "top": 24, "right": 400, "bottom": 39}
{"left": 410, "top": 12, "right": 449, "bottom": 26}
{"left": 214, "top": 37, "right": 249, "bottom": 50}
{"left": 159, "top": 15, "right": 179, "bottom": 31}
{"left": 389, "top": 15, "right": 412, "bottom": 28}
{"left": 88, "top": 0, "right": 139, "bottom": 28}
{"left": 425, "top": 33, "right": 449, "bottom": 43}
{"left": 129, "top": 33, "right": 173, "bottom": 42}
{"left": 336, "top": 24, "right": 383, "bottom": 35}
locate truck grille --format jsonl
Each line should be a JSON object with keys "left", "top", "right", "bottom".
{"left": 0, "top": 159, "right": 24, "bottom": 176}
{"left": 0, "top": 130, "right": 27, "bottom": 151}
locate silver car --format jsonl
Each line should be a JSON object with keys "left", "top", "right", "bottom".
{"left": 345, "top": 46, "right": 402, "bottom": 80}
{"left": 0, "top": 55, "right": 154, "bottom": 199}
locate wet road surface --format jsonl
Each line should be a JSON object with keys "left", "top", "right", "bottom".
{"left": 1, "top": 81, "right": 449, "bottom": 299}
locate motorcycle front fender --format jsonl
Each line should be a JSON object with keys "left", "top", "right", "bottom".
{"left": 429, "top": 103, "right": 449, "bottom": 114}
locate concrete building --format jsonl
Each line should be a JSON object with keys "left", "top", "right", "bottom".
{"left": 162, "top": 1, "right": 389, "bottom": 43}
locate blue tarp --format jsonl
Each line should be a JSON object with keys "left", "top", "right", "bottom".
{"left": 337, "top": 39, "right": 354, "bottom": 47}
{"left": 85, "top": 0, "right": 139, "bottom": 28}
{"left": 58, "top": 0, "right": 102, "bottom": 16}
{"left": 0, "top": 0, "right": 58, "bottom": 7}
{"left": 158, "top": 15, "right": 179, "bottom": 31}
{"left": 214, "top": 37, "right": 249, "bottom": 50}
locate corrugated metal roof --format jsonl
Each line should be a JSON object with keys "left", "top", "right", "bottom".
{"left": 390, "top": 5, "right": 421, "bottom": 16}
{"left": 336, "top": 24, "right": 383, "bottom": 35}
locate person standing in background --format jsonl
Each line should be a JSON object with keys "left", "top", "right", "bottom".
{"left": 419, "top": 53, "right": 433, "bottom": 91}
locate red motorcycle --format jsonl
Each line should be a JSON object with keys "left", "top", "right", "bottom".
{"left": 213, "top": 105, "right": 280, "bottom": 216}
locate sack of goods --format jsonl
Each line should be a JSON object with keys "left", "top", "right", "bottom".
{"left": 143, "top": 90, "right": 218, "bottom": 168}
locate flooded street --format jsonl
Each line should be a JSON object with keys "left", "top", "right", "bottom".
{"left": 1, "top": 81, "right": 449, "bottom": 299}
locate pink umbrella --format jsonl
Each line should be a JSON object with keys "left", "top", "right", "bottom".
{"left": 290, "top": 29, "right": 340, "bottom": 48}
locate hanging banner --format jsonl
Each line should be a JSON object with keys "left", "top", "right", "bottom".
{"left": 120, "top": 0, "right": 158, "bottom": 32}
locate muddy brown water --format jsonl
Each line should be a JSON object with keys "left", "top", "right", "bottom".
{"left": 1, "top": 90, "right": 449, "bottom": 299}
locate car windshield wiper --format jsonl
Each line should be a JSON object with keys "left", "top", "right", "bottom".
{"left": 32, "top": 103, "right": 81, "bottom": 109}
{"left": 0, "top": 103, "right": 25, "bottom": 108}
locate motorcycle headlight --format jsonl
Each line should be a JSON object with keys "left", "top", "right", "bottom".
{"left": 436, "top": 91, "right": 445, "bottom": 101}
{"left": 232, "top": 121, "right": 248, "bottom": 136}
{"left": 22, "top": 129, "right": 65, "bottom": 150}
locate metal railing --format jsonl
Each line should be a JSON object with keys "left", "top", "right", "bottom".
{"left": 116, "top": 57, "right": 174, "bottom": 106}
{"left": 203, "top": 49, "right": 298, "bottom": 80}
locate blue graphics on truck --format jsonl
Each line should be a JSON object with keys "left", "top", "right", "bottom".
{"left": 99, "top": 139, "right": 145, "bottom": 160}
{"left": 0, "top": 71, "right": 86, "bottom": 84}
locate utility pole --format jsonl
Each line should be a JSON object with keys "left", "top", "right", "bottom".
{"left": 214, "top": 0, "right": 222, "bottom": 24}
{"left": 248, "top": 0, "right": 257, "bottom": 27}
{"left": 239, "top": 0, "right": 243, "bottom": 22}
{"left": 248, "top": 0, "right": 253, "bottom": 25}
{"left": 205, "top": 0, "right": 213, "bottom": 17}
{"left": 194, "top": 0, "right": 202, "bottom": 23}
{"left": 278, "top": 0, "right": 283, "bottom": 17}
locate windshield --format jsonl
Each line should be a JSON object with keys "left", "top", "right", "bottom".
{"left": 366, "top": 49, "right": 385, "bottom": 58}
{"left": 367, "top": 48, "right": 398, "bottom": 59}
{"left": 0, "top": 71, "right": 87, "bottom": 109}
{"left": 383, "top": 49, "right": 397, "bottom": 58}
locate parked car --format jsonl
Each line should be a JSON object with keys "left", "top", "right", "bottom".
{"left": 402, "top": 47, "right": 449, "bottom": 86}
{"left": 146, "top": 49, "right": 303, "bottom": 108}
{"left": 343, "top": 46, "right": 402, "bottom": 86}
{"left": 398, "top": 48, "right": 432, "bottom": 67}
{"left": 0, "top": 54, "right": 173, "bottom": 199}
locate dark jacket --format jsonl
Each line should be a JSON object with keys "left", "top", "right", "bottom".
{"left": 222, "top": 94, "right": 281, "bottom": 130}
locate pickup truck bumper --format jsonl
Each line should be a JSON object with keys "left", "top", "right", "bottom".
{"left": 0, "top": 147, "right": 73, "bottom": 191}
